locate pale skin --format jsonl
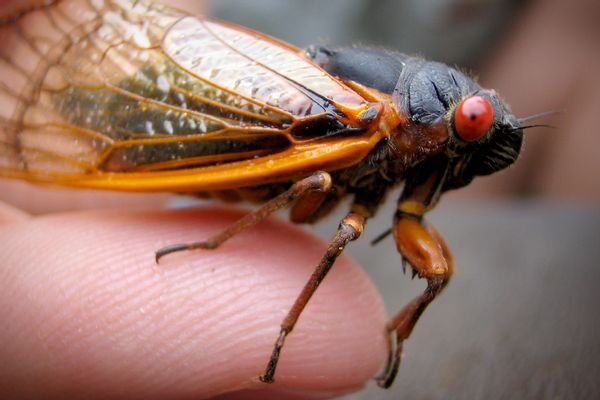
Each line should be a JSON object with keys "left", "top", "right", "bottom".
{"left": 0, "top": 198, "right": 387, "bottom": 399}
{"left": 0, "top": 1, "right": 387, "bottom": 398}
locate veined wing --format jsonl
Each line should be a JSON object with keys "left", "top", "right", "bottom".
{"left": 0, "top": 0, "right": 382, "bottom": 191}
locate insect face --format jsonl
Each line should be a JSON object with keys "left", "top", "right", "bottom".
{"left": 389, "top": 58, "right": 523, "bottom": 190}
{"left": 444, "top": 90, "right": 523, "bottom": 190}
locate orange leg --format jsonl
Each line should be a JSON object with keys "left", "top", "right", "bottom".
{"left": 376, "top": 214, "right": 454, "bottom": 388}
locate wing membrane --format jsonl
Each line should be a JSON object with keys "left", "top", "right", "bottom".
{"left": 0, "top": 0, "right": 379, "bottom": 191}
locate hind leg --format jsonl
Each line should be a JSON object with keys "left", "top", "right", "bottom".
{"left": 155, "top": 171, "right": 332, "bottom": 262}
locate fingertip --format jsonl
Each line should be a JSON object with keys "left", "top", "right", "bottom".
{"left": 0, "top": 200, "right": 30, "bottom": 224}
{"left": 0, "top": 207, "right": 387, "bottom": 398}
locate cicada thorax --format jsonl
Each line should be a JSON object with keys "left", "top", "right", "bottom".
{"left": 310, "top": 45, "right": 524, "bottom": 194}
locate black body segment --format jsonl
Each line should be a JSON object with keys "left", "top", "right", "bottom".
{"left": 395, "top": 61, "right": 478, "bottom": 125}
{"left": 308, "top": 46, "right": 409, "bottom": 94}
{"left": 308, "top": 46, "right": 478, "bottom": 126}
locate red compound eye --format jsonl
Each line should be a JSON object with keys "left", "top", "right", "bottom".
{"left": 454, "top": 95, "right": 494, "bottom": 142}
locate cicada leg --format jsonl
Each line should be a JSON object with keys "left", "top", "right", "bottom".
{"left": 374, "top": 161, "right": 453, "bottom": 388}
{"left": 154, "top": 171, "right": 332, "bottom": 262}
{"left": 376, "top": 210, "right": 454, "bottom": 388}
{"left": 260, "top": 212, "right": 366, "bottom": 384}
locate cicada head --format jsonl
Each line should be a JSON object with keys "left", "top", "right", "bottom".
{"left": 391, "top": 59, "right": 523, "bottom": 191}
{"left": 444, "top": 91, "right": 523, "bottom": 190}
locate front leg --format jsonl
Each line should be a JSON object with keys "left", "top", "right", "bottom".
{"left": 377, "top": 164, "right": 454, "bottom": 388}
{"left": 376, "top": 211, "right": 454, "bottom": 388}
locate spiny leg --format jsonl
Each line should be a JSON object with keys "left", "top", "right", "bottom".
{"left": 155, "top": 171, "right": 332, "bottom": 262}
{"left": 376, "top": 215, "right": 454, "bottom": 388}
{"left": 260, "top": 212, "right": 366, "bottom": 384}
{"left": 375, "top": 162, "right": 453, "bottom": 388}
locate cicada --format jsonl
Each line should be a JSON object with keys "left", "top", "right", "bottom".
{"left": 0, "top": 0, "right": 529, "bottom": 388}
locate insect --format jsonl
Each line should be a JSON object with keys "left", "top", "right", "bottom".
{"left": 0, "top": 0, "right": 543, "bottom": 388}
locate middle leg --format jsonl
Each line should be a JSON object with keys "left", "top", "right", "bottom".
{"left": 259, "top": 211, "right": 366, "bottom": 384}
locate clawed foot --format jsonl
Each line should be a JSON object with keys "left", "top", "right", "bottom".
{"left": 155, "top": 240, "right": 217, "bottom": 263}
{"left": 375, "top": 331, "right": 403, "bottom": 388}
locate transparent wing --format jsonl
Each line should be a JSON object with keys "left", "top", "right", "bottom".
{"left": 0, "top": 0, "right": 375, "bottom": 191}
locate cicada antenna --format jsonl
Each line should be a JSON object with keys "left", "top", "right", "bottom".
{"left": 518, "top": 110, "right": 562, "bottom": 124}
{"left": 516, "top": 110, "right": 562, "bottom": 131}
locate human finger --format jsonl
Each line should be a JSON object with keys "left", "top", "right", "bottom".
{"left": 0, "top": 207, "right": 387, "bottom": 399}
